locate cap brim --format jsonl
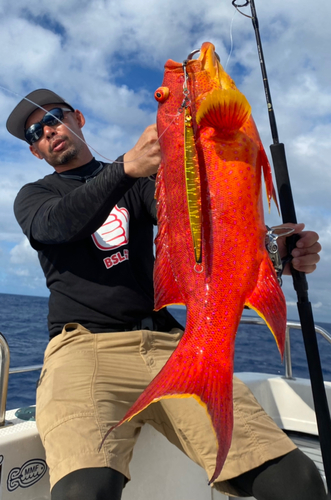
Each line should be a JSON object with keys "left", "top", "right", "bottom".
{"left": 6, "top": 89, "right": 74, "bottom": 142}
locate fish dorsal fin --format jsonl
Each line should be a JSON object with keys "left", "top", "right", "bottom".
{"left": 196, "top": 88, "right": 251, "bottom": 132}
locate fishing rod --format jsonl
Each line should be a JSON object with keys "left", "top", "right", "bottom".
{"left": 232, "top": 0, "right": 331, "bottom": 495}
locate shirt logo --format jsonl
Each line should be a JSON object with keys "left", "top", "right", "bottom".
{"left": 103, "top": 249, "right": 129, "bottom": 269}
{"left": 92, "top": 205, "right": 129, "bottom": 251}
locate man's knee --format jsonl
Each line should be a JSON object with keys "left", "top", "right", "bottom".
{"left": 51, "top": 467, "right": 126, "bottom": 500}
{"left": 228, "top": 449, "right": 327, "bottom": 500}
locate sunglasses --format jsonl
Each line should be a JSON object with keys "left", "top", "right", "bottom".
{"left": 25, "top": 107, "right": 73, "bottom": 145}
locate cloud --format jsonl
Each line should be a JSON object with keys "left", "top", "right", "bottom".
{"left": 10, "top": 237, "right": 39, "bottom": 265}
{"left": 7, "top": 238, "right": 45, "bottom": 290}
{"left": 0, "top": 238, "right": 45, "bottom": 294}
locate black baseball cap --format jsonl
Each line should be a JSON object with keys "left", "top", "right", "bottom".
{"left": 6, "top": 89, "right": 75, "bottom": 142}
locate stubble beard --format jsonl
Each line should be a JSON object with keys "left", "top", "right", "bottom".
{"left": 48, "top": 136, "right": 81, "bottom": 166}
{"left": 56, "top": 146, "right": 79, "bottom": 165}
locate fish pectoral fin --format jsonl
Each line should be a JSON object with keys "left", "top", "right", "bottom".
{"left": 154, "top": 221, "right": 184, "bottom": 310}
{"left": 245, "top": 253, "right": 286, "bottom": 357}
{"left": 154, "top": 163, "right": 185, "bottom": 309}
{"left": 196, "top": 88, "right": 251, "bottom": 132}
{"left": 154, "top": 247, "right": 184, "bottom": 309}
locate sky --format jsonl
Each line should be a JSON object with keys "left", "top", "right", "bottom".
{"left": 0, "top": 0, "right": 330, "bottom": 323}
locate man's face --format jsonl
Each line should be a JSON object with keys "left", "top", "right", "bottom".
{"left": 26, "top": 103, "right": 86, "bottom": 167}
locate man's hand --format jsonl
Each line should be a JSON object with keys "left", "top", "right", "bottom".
{"left": 276, "top": 223, "right": 321, "bottom": 275}
{"left": 123, "top": 124, "right": 161, "bottom": 178}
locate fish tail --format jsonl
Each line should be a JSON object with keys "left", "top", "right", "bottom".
{"left": 100, "top": 331, "right": 234, "bottom": 481}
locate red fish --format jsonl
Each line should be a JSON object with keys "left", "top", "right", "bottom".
{"left": 107, "top": 42, "right": 286, "bottom": 483}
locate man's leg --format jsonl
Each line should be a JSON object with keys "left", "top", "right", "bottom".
{"left": 229, "top": 448, "right": 327, "bottom": 500}
{"left": 51, "top": 467, "right": 125, "bottom": 500}
{"left": 149, "top": 373, "right": 324, "bottom": 499}
{"left": 36, "top": 325, "right": 163, "bottom": 497}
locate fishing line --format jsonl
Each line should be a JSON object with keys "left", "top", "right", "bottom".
{"left": 225, "top": 8, "right": 237, "bottom": 72}
{"left": 0, "top": 83, "right": 180, "bottom": 167}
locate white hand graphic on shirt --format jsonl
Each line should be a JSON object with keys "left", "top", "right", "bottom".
{"left": 91, "top": 205, "right": 129, "bottom": 251}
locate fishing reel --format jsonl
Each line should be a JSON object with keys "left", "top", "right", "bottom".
{"left": 265, "top": 226, "right": 294, "bottom": 286}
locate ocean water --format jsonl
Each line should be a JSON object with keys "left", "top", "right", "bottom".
{"left": 1, "top": 292, "right": 331, "bottom": 410}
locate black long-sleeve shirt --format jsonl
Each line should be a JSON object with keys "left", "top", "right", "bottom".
{"left": 14, "top": 157, "right": 180, "bottom": 339}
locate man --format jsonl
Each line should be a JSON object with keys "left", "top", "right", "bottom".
{"left": 7, "top": 89, "right": 326, "bottom": 500}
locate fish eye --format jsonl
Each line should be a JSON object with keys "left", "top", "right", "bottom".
{"left": 154, "top": 87, "right": 170, "bottom": 103}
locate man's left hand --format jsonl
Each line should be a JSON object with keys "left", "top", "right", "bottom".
{"left": 276, "top": 223, "right": 321, "bottom": 275}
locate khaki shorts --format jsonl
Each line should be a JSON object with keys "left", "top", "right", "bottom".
{"left": 36, "top": 323, "right": 296, "bottom": 495}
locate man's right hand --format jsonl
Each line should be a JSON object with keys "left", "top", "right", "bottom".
{"left": 123, "top": 124, "right": 161, "bottom": 178}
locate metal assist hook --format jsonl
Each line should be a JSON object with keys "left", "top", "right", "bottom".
{"left": 179, "top": 59, "right": 191, "bottom": 112}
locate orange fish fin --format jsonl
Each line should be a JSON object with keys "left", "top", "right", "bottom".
{"left": 245, "top": 252, "right": 286, "bottom": 357}
{"left": 154, "top": 165, "right": 184, "bottom": 309}
{"left": 196, "top": 88, "right": 251, "bottom": 132}
{"left": 260, "top": 145, "right": 279, "bottom": 213}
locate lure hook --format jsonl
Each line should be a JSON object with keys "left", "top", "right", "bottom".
{"left": 232, "top": 0, "right": 253, "bottom": 19}
{"left": 185, "top": 49, "right": 220, "bottom": 62}
{"left": 186, "top": 49, "right": 201, "bottom": 60}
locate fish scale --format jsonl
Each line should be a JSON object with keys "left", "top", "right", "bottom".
{"left": 103, "top": 42, "right": 286, "bottom": 484}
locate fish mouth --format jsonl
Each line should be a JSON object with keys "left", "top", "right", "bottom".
{"left": 164, "top": 42, "right": 219, "bottom": 72}
{"left": 194, "top": 42, "right": 220, "bottom": 81}
{"left": 165, "top": 42, "right": 235, "bottom": 91}
{"left": 194, "top": 42, "right": 236, "bottom": 90}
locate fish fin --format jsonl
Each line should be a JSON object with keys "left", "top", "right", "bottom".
{"left": 154, "top": 164, "right": 184, "bottom": 309}
{"left": 100, "top": 324, "right": 234, "bottom": 484}
{"left": 260, "top": 144, "right": 280, "bottom": 213}
{"left": 196, "top": 88, "right": 251, "bottom": 132}
{"left": 154, "top": 233, "right": 185, "bottom": 308}
{"left": 245, "top": 252, "right": 286, "bottom": 356}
